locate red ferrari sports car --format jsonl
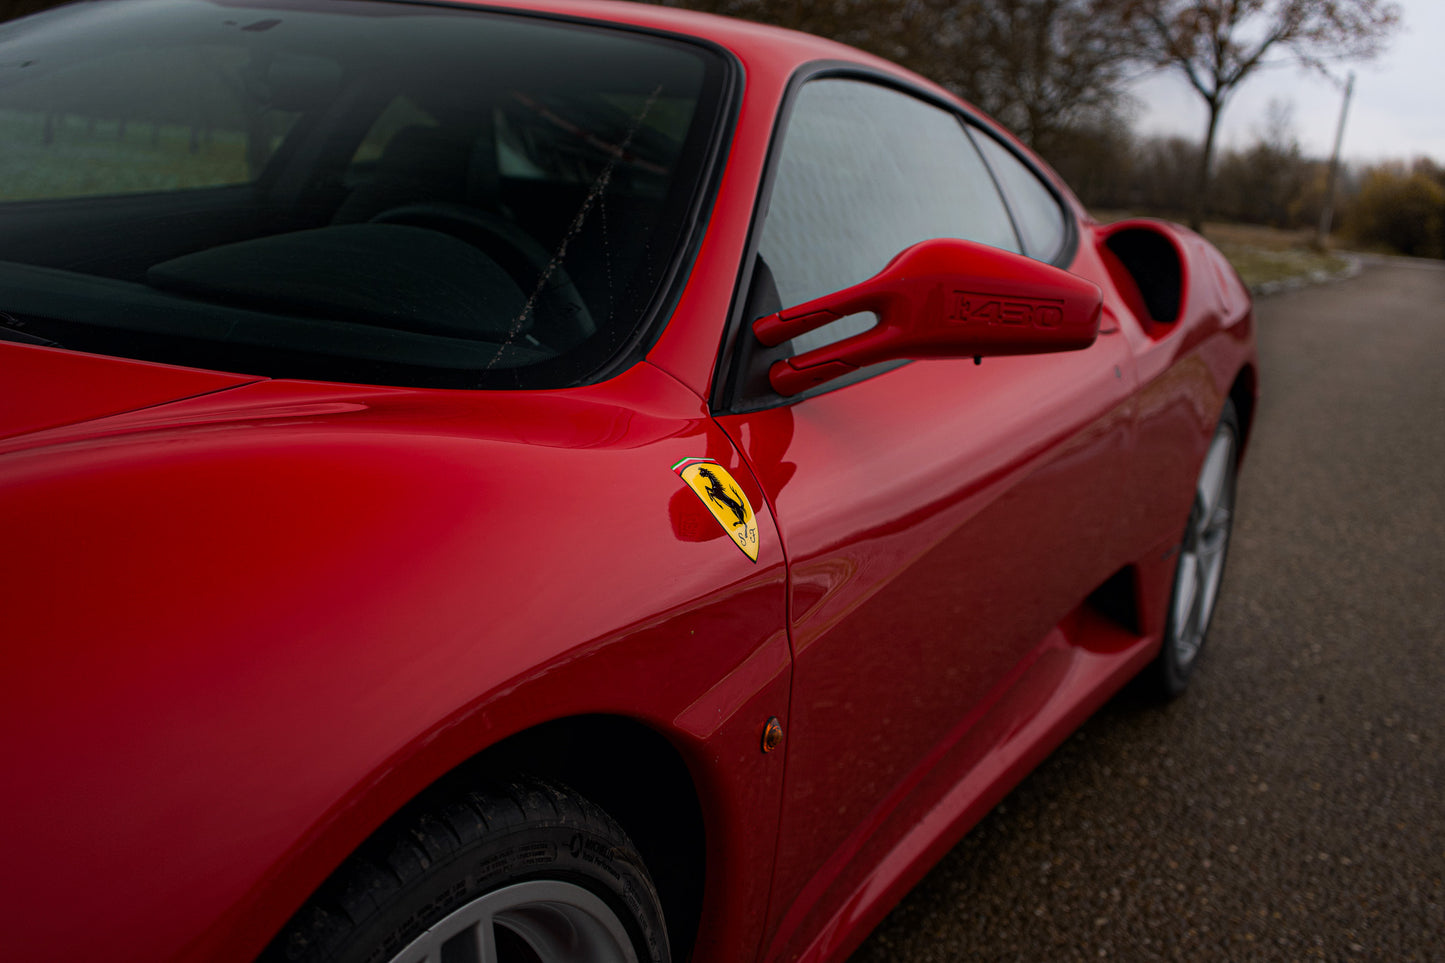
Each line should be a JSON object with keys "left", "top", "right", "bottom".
{"left": 0, "top": 0, "right": 1257, "bottom": 960}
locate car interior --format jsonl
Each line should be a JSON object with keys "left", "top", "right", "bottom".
{"left": 0, "top": 0, "right": 722, "bottom": 387}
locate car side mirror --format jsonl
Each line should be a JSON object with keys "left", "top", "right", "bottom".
{"left": 752, "top": 238, "right": 1103, "bottom": 396}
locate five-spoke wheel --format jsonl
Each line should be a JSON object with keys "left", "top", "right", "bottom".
{"left": 1145, "top": 399, "right": 1240, "bottom": 698}
{"left": 262, "top": 777, "right": 668, "bottom": 963}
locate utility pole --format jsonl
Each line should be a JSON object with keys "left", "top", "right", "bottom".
{"left": 1316, "top": 71, "right": 1355, "bottom": 250}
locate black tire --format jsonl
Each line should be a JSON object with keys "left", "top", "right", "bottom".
{"left": 1141, "top": 399, "right": 1241, "bottom": 700}
{"left": 261, "top": 776, "right": 669, "bottom": 963}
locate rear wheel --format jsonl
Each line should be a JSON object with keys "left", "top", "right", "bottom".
{"left": 1145, "top": 400, "right": 1239, "bottom": 699}
{"left": 262, "top": 776, "right": 669, "bottom": 963}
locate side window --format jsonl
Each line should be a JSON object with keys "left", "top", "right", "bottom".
{"left": 755, "top": 79, "right": 1020, "bottom": 352}
{"left": 971, "top": 129, "right": 1069, "bottom": 263}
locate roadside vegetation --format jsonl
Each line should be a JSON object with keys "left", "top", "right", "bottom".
{"left": 1067, "top": 116, "right": 1445, "bottom": 265}
{"left": 1092, "top": 211, "right": 1354, "bottom": 290}
{"left": 1203, "top": 228, "right": 1353, "bottom": 291}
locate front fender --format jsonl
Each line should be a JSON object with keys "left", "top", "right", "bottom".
{"left": 0, "top": 362, "right": 789, "bottom": 963}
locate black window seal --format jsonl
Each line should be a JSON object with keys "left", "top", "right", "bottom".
{"left": 962, "top": 120, "right": 1028, "bottom": 258}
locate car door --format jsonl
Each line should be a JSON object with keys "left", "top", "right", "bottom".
{"left": 707, "top": 76, "right": 1141, "bottom": 959}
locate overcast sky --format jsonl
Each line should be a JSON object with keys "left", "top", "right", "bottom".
{"left": 1125, "top": 0, "right": 1443, "bottom": 165}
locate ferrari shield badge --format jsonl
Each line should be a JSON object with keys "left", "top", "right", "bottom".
{"left": 672, "top": 458, "right": 759, "bottom": 562}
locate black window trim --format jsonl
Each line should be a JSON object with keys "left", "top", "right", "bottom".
{"left": 710, "top": 60, "right": 1080, "bottom": 414}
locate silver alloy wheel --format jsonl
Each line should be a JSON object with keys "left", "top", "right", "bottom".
{"left": 1169, "top": 421, "right": 1238, "bottom": 668}
{"left": 387, "top": 880, "right": 639, "bottom": 963}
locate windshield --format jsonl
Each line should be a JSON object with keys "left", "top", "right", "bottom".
{"left": 0, "top": 0, "right": 729, "bottom": 388}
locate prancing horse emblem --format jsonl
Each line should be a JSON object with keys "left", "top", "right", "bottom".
{"left": 672, "top": 458, "right": 759, "bottom": 562}
{"left": 695, "top": 466, "right": 748, "bottom": 528}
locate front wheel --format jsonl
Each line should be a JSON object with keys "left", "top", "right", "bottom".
{"left": 1144, "top": 400, "right": 1240, "bottom": 699}
{"left": 262, "top": 776, "right": 669, "bottom": 963}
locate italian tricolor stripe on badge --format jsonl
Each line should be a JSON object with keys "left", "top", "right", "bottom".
{"left": 673, "top": 458, "right": 760, "bottom": 562}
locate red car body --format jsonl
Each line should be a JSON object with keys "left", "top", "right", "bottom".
{"left": 0, "top": 1, "right": 1257, "bottom": 960}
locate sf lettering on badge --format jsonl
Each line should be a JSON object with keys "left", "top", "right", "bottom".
{"left": 672, "top": 458, "right": 759, "bottom": 562}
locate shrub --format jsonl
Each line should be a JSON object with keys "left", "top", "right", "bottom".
{"left": 1347, "top": 163, "right": 1445, "bottom": 259}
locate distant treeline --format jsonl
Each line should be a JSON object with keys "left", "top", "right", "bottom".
{"left": 1047, "top": 118, "right": 1445, "bottom": 259}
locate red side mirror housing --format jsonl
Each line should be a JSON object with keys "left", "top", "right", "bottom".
{"left": 753, "top": 238, "right": 1103, "bottom": 396}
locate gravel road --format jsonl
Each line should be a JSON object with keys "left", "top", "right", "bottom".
{"left": 850, "top": 258, "right": 1445, "bottom": 962}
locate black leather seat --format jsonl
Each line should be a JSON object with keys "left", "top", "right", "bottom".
{"left": 332, "top": 123, "right": 500, "bottom": 224}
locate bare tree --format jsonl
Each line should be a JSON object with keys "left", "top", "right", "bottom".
{"left": 961, "top": 0, "right": 1137, "bottom": 158}
{"left": 649, "top": 0, "right": 1135, "bottom": 158}
{"left": 1125, "top": 0, "right": 1400, "bottom": 230}
{"left": 644, "top": 0, "right": 948, "bottom": 62}
{"left": 1210, "top": 100, "right": 1316, "bottom": 226}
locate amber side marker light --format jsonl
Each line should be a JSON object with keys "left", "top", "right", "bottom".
{"left": 762, "top": 717, "right": 784, "bottom": 753}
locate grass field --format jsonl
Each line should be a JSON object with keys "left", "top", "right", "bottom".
{"left": 1092, "top": 210, "right": 1354, "bottom": 292}
{"left": 1200, "top": 220, "right": 1354, "bottom": 289}
{"left": 0, "top": 109, "right": 255, "bottom": 200}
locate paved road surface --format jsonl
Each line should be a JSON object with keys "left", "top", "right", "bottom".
{"left": 850, "top": 259, "right": 1445, "bottom": 961}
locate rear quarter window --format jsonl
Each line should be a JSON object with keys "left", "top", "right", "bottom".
{"left": 971, "top": 128, "right": 1069, "bottom": 263}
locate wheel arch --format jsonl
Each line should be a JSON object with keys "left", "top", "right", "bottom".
{"left": 259, "top": 713, "right": 709, "bottom": 963}
{"left": 1228, "top": 363, "right": 1258, "bottom": 459}
{"left": 472, "top": 715, "right": 708, "bottom": 960}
